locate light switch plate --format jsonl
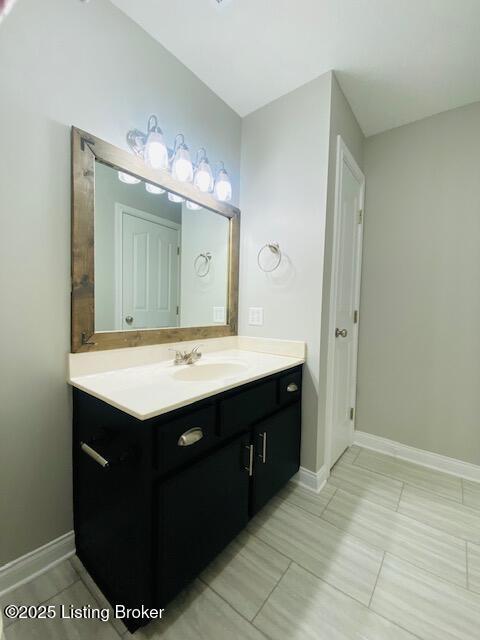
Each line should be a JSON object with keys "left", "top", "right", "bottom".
{"left": 213, "top": 306, "right": 226, "bottom": 323}
{"left": 248, "top": 307, "right": 264, "bottom": 326}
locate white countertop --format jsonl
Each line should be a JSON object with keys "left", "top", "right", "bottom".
{"left": 68, "top": 345, "right": 304, "bottom": 420}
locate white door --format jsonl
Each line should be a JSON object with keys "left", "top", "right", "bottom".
{"left": 328, "top": 136, "right": 365, "bottom": 467}
{"left": 121, "top": 209, "right": 180, "bottom": 330}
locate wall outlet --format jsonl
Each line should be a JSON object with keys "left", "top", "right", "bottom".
{"left": 248, "top": 307, "right": 264, "bottom": 326}
{"left": 213, "top": 306, "right": 226, "bottom": 323}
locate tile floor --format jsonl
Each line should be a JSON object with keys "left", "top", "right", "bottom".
{"left": 2, "top": 445, "right": 480, "bottom": 639}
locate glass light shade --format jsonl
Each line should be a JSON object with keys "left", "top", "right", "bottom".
{"left": 186, "top": 200, "right": 202, "bottom": 210}
{"left": 144, "top": 130, "right": 168, "bottom": 170}
{"left": 172, "top": 145, "right": 193, "bottom": 182}
{"left": 214, "top": 169, "right": 232, "bottom": 202}
{"left": 118, "top": 171, "right": 141, "bottom": 184}
{"left": 145, "top": 183, "right": 165, "bottom": 195}
{"left": 193, "top": 159, "right": 213, "bottom": 193}
{"left": 168, "top": 192, "right": 184, "bottom": 203}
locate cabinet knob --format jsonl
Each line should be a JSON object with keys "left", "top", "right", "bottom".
{"left": 177, "top": 427, "right": 204, "bottom": 447}
{"left": 286, "top": 383, "right": 298, "bottom": 393}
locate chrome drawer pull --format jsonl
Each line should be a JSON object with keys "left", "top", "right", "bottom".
{"left": 178, "top": 427, "right": 204, "bottom": 447}
{"left": 286, "top": 383, "right": 298, "bottom": 393}
{"left": 245, "top": 444, "right": 254, "bottom": 476}
{"left": 81, "top": 442, "right": 109, "bottom": 468}
{"left": 259, "top": 432, "right": 267, "bottom": 463}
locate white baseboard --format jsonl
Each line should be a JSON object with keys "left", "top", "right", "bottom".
{"left": 0, "top": 531, "right": 75, "bottom": 597}
{"left": 354, "top": 431, "right": 480, "bottom": 483}
{"left": 293, "top": 465, "right": 327, "bottom": 493}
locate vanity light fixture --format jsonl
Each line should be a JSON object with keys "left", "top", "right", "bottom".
{"left": 186, "top": 200, "right": 202, "bottom": 210}
{"left": 123, "top": 116, "right": 233, "bottom": 202}
{"left": 126, "top": 114, "right": 168, "bottom": 170}
{"left": 145, "top": 183, "right": 165, "bottom": 195}
{"left": 193, "top": 148, "right": 214, "bottom": 193}
{"left": 214, "top": 162, "right": 232, "bottom": 202}
{"left": 118, "top": 171, "right": 141, "bottom": 184}
{"left": 171, "top": 134, "right": 193, "bottom": 183}
{"left": 143, "top": 115, "right": 169, "bottom": 170}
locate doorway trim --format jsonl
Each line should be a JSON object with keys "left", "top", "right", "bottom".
{"left": 113, "top": 203, "right": 181, "bottom": 330}
{"left": 324, "top": 135, "right": 365, "bottom": 472}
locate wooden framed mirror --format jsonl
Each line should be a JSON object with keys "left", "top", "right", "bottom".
{"left": 71, "top": 127, "right": 240, "bottom": 353}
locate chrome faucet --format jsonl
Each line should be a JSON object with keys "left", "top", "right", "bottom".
{"left": 170, "top": 345, "right": 202, "bottom": 365}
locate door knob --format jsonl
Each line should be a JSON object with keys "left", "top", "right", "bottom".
{"left": 125, "top": 316, "right": 134, "bottom": 325}
{"left": 335, "top": 328, "right": 348, "bottom": 338}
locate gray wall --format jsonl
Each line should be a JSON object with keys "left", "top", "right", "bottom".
{"left": 357, "top": 101, "right": 480, "bottom": 465}
{"left": 239, "top": 73, "right": 332, "bottom": 472}
{"left": 0, "top": 0, "right": 241, "bottom": 565}
{"left": 318, "top": 74, "right": 364, "bottom": 468}
{"left": 180, "top": 207, "right": 229, "bottom": 328}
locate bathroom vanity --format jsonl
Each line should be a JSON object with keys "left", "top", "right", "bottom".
{"left": 71, "top": 352, "right": 302, "bottom": 631}
{"left": 69, "top": 127, "right": 303, "bottom": 631}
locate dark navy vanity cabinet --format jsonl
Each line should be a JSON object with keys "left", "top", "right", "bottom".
{"left": 73, "top": 365, "right": 302, "bottom": 631}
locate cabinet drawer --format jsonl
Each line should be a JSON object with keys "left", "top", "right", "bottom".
{"left": 219, "top": 380, "right": 277, "bottom": 437}
{"left": 156, "top": 405, "right": 216, "bottom": 473}
{"left": 278, "top": 370, "right": 302, "bottom": 405}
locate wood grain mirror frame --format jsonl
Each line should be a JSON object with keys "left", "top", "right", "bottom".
{"left": 71, "top": 126, "right": 240, "bottom": 353}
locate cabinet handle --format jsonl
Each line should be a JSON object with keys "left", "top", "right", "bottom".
{"left": 177, "top": 427, "right": 204, "bottom": 447}
{"left": 245, "top": 444, "right": 254, "bottom": 476}
{"left": 286, "top": 383, "right": 298, "bottom": 393}
{"left": 81, "top": 442, "right": 109, "bottom": 468}
{"left": 259, "top": 432, "right": 267, "bottom": 463}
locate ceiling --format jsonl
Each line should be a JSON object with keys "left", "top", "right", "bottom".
{"left": 110, "top": 0, "right": 480, "bottom": 136}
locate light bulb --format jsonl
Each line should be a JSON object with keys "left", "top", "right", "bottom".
{"left": 145, "top": 183, "right": 165, "bottom": 195}
{"left": 172, "top": 145, "right": 193, "bottom": 182}
{"left": 168, "top": 192, "right": 184, "bottom": 203}
{"left": 118, "top": 171, "right": 141, "bottom": 184}
{"left": 144, "top": 129, "right": 168, "bottom": 170}
{"left": 186, "top": 200, "right": 202, "bottom": 210}
{"left": 193, "top": 158, "right": 213, "bottom": 193}
{"left": 214, "top": 168, "right": 232, "bottom": 202}
{"left": 1, "top": 0, "right": 17, "bottom": 17}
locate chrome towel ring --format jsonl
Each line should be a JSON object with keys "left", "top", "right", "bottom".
{"left": 257, "top": 242, "right": 282, "bottom": 272}
{"left": 194, "top": 252, "right": 212, "bottom": 277}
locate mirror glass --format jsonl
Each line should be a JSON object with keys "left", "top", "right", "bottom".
{"left": 94, "top": 161, "right": 230, "bottom": 331}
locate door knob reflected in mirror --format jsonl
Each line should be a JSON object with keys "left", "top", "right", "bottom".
{"left": 335, "top": 328, "right": 348, "bottom": 338}
{"left": 125, "top": 316, "right": 134, "bottom": 325}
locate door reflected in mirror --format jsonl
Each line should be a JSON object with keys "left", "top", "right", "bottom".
{"left": 94, "top": 161, "right": 229, "bottom": 331}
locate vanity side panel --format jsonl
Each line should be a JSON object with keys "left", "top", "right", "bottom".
{"left": 72, "top": 389, "right": 154, "bottom": 619}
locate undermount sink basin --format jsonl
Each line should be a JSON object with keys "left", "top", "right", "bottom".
{"left": 171, "top": 361, "right": 249, "bottom": 382}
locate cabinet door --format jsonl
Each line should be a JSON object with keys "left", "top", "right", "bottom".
{"left": 157, "top": 433, "right": 250, "bottom": 605}
{"left": 251, "top": 403, "right": 301, "bottom": 515}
